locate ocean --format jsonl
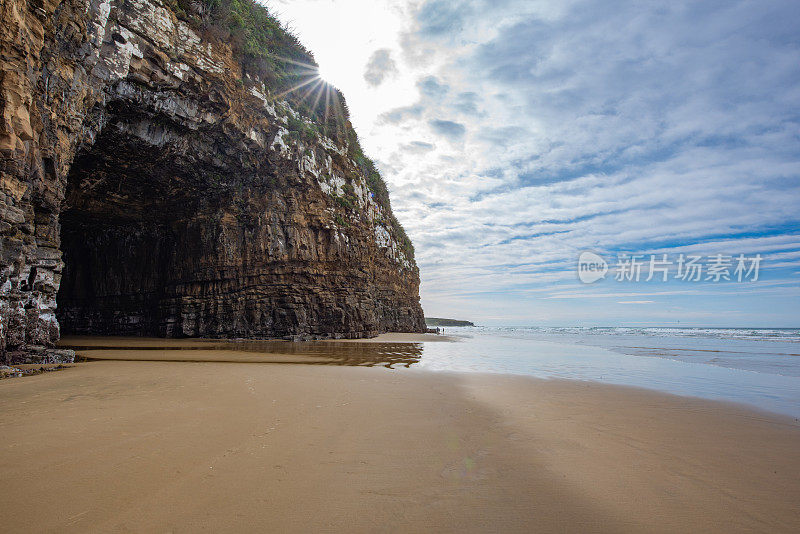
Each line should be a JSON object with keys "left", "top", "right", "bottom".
{"left": 416, "top": 327, "right": 800, "bottom": 418}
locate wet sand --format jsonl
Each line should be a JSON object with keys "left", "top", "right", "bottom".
{"left": 1, "top": 342, "right": 799, "bottom": 532}
{"left": 59, "top": 334, "right": 431, "bottom": 368}
{"left": 329, "top": 332, "right": 458, "bottom": 342}
{"left": 59, "top": 332, "right": 455, "bottom": 348}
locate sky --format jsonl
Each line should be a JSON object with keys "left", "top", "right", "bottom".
{"left": 268, "top": 0, "right": 800, "bottom": 327}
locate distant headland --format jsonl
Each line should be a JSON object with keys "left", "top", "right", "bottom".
{"left": 425, "top": 318, "right": 476, "bottom": 327}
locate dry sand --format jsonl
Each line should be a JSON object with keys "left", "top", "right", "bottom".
{"left": 1, "top": 346, "right": 799, "bottom": 533}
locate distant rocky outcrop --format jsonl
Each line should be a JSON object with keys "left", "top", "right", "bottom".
{"left": 425, "top": 318, "right": 475, "bottom": 327}
{"left": 0, "top": 0, "right": 425, "bottom": 363}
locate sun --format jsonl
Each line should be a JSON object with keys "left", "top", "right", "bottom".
{"left": 315, "top": 62, "right": 335, "bottom": 86}
{"left": 315, "top": 59, "right": 346, "bottom": 90}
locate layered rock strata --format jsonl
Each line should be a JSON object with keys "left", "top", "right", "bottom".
{"left": 0, "top": 0, "right": 425, "bottom": 363}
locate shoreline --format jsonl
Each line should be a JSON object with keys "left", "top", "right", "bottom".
{"left": 57, "top": 332, "right": 453, "bottom": 349}
{"left": 55, "top": 332, "right": 800, "bottom": 419}
{"left": 1, "top": 355, "right": 799, "bottom": 532}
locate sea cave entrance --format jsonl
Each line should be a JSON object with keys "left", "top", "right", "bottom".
{"left": 56, "top": 119, "right": 212, "bottom": 338}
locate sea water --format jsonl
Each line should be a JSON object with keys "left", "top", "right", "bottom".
{"left": 416, "top": 327, "right": 800, "bottom": 418}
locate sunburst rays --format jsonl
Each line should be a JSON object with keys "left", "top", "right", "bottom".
{"left": 268, "top": 56, "right": 348, "bottom": 142}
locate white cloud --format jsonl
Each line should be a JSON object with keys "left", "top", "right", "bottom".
{"left": 363, "top": 49, "right": 398, "bottom": 86}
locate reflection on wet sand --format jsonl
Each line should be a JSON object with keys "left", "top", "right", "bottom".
{"left": 59, "top": 338, "right": 424, "bottom": 369}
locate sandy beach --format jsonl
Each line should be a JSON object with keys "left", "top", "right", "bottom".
{"left": 1, "top": 337, "right": 799, "bottom": 533}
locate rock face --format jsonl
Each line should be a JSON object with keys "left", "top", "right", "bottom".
{"left": 0, "top": 0, "right": 425, "bottom": 362}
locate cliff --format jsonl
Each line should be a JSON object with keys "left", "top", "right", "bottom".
{"left": 0, "top": 0, "right": 425, "bottom": 363}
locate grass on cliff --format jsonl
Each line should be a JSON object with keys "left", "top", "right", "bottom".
{"left": 167, "top": 0, "right": 312, "bottom": 73}
{"left": 166, "top": 0, "right": 414, "bottom": 260}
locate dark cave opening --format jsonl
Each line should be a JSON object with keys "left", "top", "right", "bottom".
{"left": 55, "top": 122, "right": 209, "bottom": 337}
{"left": 57, "top": 207, "right": 175, "bottom": 336}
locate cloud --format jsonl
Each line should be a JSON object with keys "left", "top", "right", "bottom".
{"left": 363, "top": 48, "right": 398, "bottom": 86}
{"left": 402, "top": 141, "right": 436, "bottom": 153}
{"left": 453, "top": 92, "right": 481, "bottom": 115}
{"left": 391, "top": 0, "right": 800, "bottom": 324}
{"left": 416, "top": 76, "right": 449, "bottom": 98}
{"left": 428, "top": 119, "right": 466, "bottom": 140}
{"left": 414, "top": 0, "right": 472, "bottom": 37}
{"left": 379, "top": 104, "right": 424, "bottom": 124}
